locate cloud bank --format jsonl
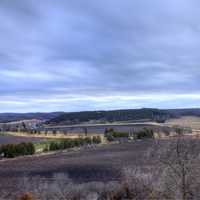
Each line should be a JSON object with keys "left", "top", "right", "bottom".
{"left": 0, "top": 0, "right": 200, "bottom": 112}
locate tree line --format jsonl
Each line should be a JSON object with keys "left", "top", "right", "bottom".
{"left": 104, "top": 128, "right": 154, "bottom": 141}
{"left": 47, "top": 136, "right": 102, "bottom": 151}
{"left": 46, "top": 108, "right": 169, "bottom": 125}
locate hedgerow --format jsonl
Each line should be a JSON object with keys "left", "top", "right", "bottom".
{"left": 48, "top": 136, "right": 101, "bottom": 151}
{"left": 104, "top": 128, "right": 154, "bottom": 141}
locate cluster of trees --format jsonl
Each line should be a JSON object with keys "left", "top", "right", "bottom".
{"left": 48, "top": 136, "right": 101, "bottom": 151}
{"left": 0, "top": 136, "right": 102, "bottom": 158}
{"left": 174, "top": 126, "right": 193, "bottom": 136}
{"left": 0, "top": 142, "right": 35, "bottom": 158}
{"left": 47, "top": 108, "right": 169, "bottom": 125}
{"left": 135, "top": 128, "right": 154, "bottom": 139}
{"left": 104, "top": 128, "right": 129, "bottom": 141}
{"left": 104, "top": 128, "right": 154, "bottom": 141}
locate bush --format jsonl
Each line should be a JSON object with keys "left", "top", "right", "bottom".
{"left": 106, "top": 133, "right": 115, "bottom": 142}
{"left": 63, "top": 139, "right": 75, "bottom": 148}
{"left": 84, "top": 137, "right": 92, "bottom": 145}
{"left": 112, "top": 131, "right": 129, "bottom": 138}
{"left": 135, "top": 128, "right": 154, "bottom": 139}
{"left": 74, "top": 138, "right": 83, "bottom": 146}
{"left": 92, "top": 136, "right": 101, "bottom": 144}
{"left": 43, "top": 145, "right": 49, "bottom": 152}
{"left": 104, "top": 128, "right": 114, "bottom": 134}
{"left": 104, "top": 128, "right": 129, "bottom": 142}
{"left": 0, "top": 142, "right": 35, "bottom": 158}
{"left": 49, "top": 141, "right": 60, "bottom": 151}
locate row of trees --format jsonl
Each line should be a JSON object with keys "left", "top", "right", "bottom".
{"left": 0, "top": 136, "right": 102, "bottom": 158}
{"left": 48, "top": 136, "right": 102, "bottom": 151}
{"left": 0, "top": 142, "right": 35, "bottom": 158}
{"left": 104, "top": 128, "right": 154, "bottom": 141}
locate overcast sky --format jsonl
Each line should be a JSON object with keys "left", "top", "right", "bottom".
{"left": 0, "top": 0, "right": 200, "bottom": 112}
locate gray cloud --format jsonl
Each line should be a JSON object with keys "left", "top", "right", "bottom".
{"left": 0, "top": 0, "right": 200, "bottom": 112}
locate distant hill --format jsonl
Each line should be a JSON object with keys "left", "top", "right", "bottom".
{"left": 46, "top": 108, "right": 169, "bottom": 125}
{"left": 166, "top": 108, "right": 200, "bottom": 118}
{"left": 1, "top": 108, "right": 200, "bottom": 125}
{"left": 46, "top": 108, "right": 200, "bottom": 125}
{"left": 0, "top": 112, "right": 63, "bottom": 123}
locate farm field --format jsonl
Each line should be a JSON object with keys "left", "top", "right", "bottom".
{"left": 0, "top": 134, "right": 45, "bottom": 145}
{"left": 0, "top": 134, "right": 200, "bottom": 199}
{"left": 165, "top": 116, "right": 200, "bottom": 129}
{"left": 43, "top": 122, "right": 160, "bottom": 133}
{"left": 0, "top": 140, "right": 157, "bottom": 194}
{"left": 0, "top": 120, "right": 199, "bottom": 199}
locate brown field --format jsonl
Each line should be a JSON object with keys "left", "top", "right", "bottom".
{"left": 1, "top": 137, "right": 200, "bottom": 199}
{"left": 1, "top": 119, "right": 200, "bottom": 199}
{"left": 165, "top": 116, "right": 200, "bottom": 129}
{"left": 0, "top": 140, "right": 157, "bottom": 193}
{"left": 0, "top": 135, "right": 45, "bottom": 145}
{"left": 5, "top": 123, "right": 165, "bottom": 141}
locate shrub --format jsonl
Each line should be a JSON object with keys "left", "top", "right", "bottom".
{"left": 49, "top": 141, "right": 60, "bottom": 151}
{"left": 0, "top": 142, "right": 35, "bottom": 158}
{"left": 105, "top": 133, "right": 115, "bottom": 142}
{"left": 74, "top": 138, "right": 83, "bottom": 146}
{"left": 112, "top": 131, "right": 129, "bottom": 138}
{"left": 1, "top": 144, "right": 16, "bottom": 158}
{"left": 43, "top": 145, "right": 49, "bottom": 152}
{"left": 135, "top": 128, "right": 154, "bottom": 139}
{"left": 104, "top": 128, "right": 114, "bottom": 134}
{"left": 63, "top": 139, "right": 75, "bottom": 148}
{"left": 104, "top": 128, "right": 129, "bottom": 142}
{"left": 92, "top": 136, "right": 101, "bottom": 144}
{"left": 84, "top": 137, "right": 92, "bottom": 145}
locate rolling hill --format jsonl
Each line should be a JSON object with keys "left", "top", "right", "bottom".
{"left": 46, "top": 108, "right": 200, "bottom": 125}
{"left": 1, "top": 108, "right": 200, "bottom": 125}
{"left": 0, "top": 112, "right": 63, "bottom": 123}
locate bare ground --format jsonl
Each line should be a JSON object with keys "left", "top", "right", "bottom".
{"left": 0, "top": 140, "right": 157, "bottom": 194}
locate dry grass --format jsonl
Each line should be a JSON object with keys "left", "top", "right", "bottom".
{"left": 6, "top": 131, "right": 105, "bottom": 141}
{"left": 165, "top": 116, "right": 200, "bottom": 129}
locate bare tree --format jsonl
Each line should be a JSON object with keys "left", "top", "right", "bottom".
{"left": 157, "top": 137, "right": 200, "bottom": 200}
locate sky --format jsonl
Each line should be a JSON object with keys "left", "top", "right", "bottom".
{"left": 0, "top": 0, "right": 200, "bottom": 112}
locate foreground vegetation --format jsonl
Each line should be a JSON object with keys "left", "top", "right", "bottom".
{"left": 0, "top": 142, "right": 35, "bottom": 158}
{"left": 0, "top": 136, "right": 102, "bottom": 158}
{"left": 1, "top": 136, "right": 199, "bottom": 200}
{"left": 44, "top": 136, "right": 101, "bottom": 152}
{"left": 0, "top": 127, "right": 154, "bottom": 158}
